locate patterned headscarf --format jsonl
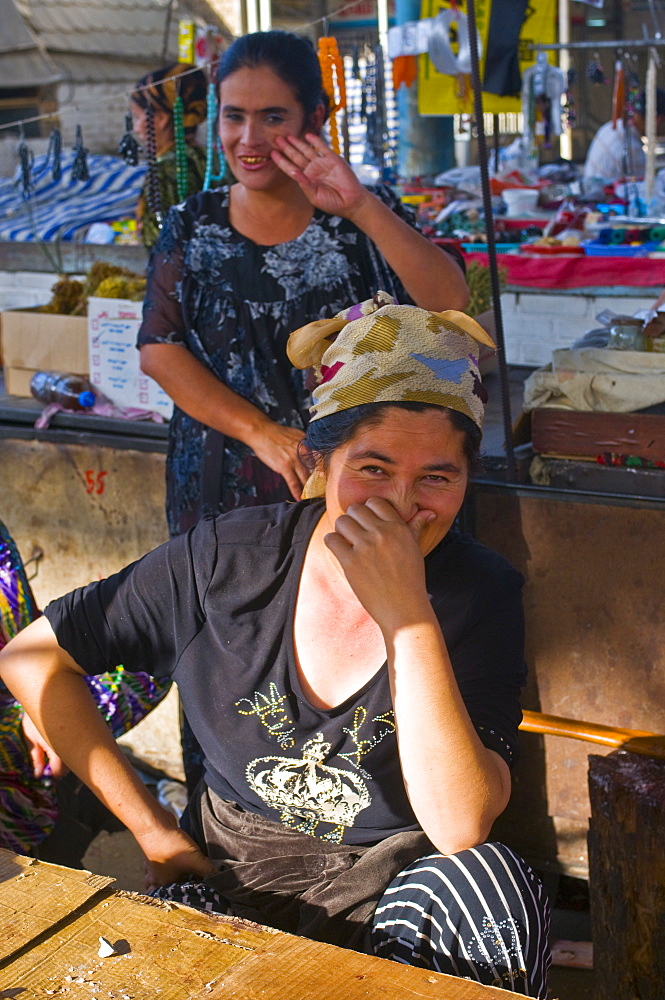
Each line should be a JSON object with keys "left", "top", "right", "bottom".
{"left": 287, "top": 292, "right": 496, "bottom": 430}
{"left": 132, "top": 63, "right": 207, "bottom": 137}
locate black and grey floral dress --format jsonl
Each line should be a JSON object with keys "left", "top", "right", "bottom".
{"left": 139, "top": 184, "right": 460, "bottom": 536}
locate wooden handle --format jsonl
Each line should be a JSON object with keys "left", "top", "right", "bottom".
{"left": 520, "top": 710, "right": 665, "bottom": 760}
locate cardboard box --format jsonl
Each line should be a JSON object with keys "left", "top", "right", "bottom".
{"left": 1, "top": 308, "right": 89, "bottom": 397}
{"left": 88, "top": 297, "right": 172, "bottom": 418}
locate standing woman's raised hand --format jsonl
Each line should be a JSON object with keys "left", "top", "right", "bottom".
{"left": 271, "top": 132, "right": 371, "bottom": 219}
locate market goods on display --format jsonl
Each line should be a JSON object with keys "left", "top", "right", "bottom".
{"left": 203, "top": 82, "right": 226, "bottom": 191}
{"left": 143, "top": 103, "right": 163, "bottom": 225}
{"left": 317, "top": 36, "right": 346, "bottom": 156}
{"left": 118, "top": 114, "right": 140, "bottom": 166}
{"left": 71, "top": 125, "right": 90, "bottom": 183}
{"left": 173, "top": 94, "right": 189, "bottom": 202}
{"left": 37, "top": 263, "right": 147, "bottom": 317}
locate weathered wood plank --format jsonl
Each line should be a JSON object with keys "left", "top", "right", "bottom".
{"left": 0, "top": 850, "right": 113, "bottom": 962}
{"left": 0, "top": 852, "right": 524, "bottom": 999}
{"left": 2, "top": 892, "right": 276, "bottom": 998}
{"left": 209, "top": 932, "right": 520, "bottom": 998}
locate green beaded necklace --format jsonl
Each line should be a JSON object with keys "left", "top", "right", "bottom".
{"left": 173, "top": 94, "right": 189, "bottom": 202}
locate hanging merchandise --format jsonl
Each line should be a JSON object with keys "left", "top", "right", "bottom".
{"left": 645, "top": 48, "right": 658, "bottom": 201}
{"left": 392, "top": 55, "right": 418, "bottom": 90}
{"left": 624, "top": 57, "right": 640, "bottom": 121}
{"left": 428, "top": 7, "right": 480, "bottom": 75}
{"left": 521, "top": 52, "right": 565, "bottom": 149}
{"left": 203, "top": 82, "right": 226, "bottom": 190}
{"left": 587, "top": 53, "right": 608, "bottom": 86}
{"left": 623, "top": 56, "right": 642, "bottom": 199}
{"left": 361, "top": 49, "right": 381, "bottom": 168}
{"left": 118, "top": 113, "right": 140, "bottom": 166}
{"left": 71, "top": 125, "right": 90, "bottom": 183}
{"left": 17, "top": 128, "right": 34, "bottom": 200}
{"left": 45, "top": 127, "right": 62, "bottom": 181}
{"left": 418, "top": 0, "right": 556, "bottom": 116}
{"left": 144, "top": 104, "right": 163, "bottom": 228}
{"left": 317, "top": 36, "right": 346, "bottom": 155}
{"left": 178, "top": 19, "right": 196, "bottom": 64}
{"left": 195, "top": 25, "right": 224, "bottom": 70}
{"left": 563, "top": 68, "right": 577, "bottom": 130}
{"left": 351, "top": 45, "right": 361, "bottom": 80}
{"left": 173, "top": 94, "right": 189, "bottom": 202}
{"left": 388, "top": 20, "right": 432, "bottom": 59}
{"left": 482, "top": 0, "right": 528, "bottom": 96}
{"left": 611, "top": 58, "right": 625, "bottom": 129}
{"left": 361, "top": 45, "right": 393, "bottom": 172}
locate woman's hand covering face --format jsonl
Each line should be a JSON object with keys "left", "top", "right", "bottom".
{"left": 324, "top": 496, "right": 436, "bottom": 631}
{"left": 271, "top": 132, "right": 371, "bottom": 219}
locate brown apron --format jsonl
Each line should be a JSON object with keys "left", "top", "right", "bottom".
{"left": 183, "top": 784, "right": 433, "bottom": 949}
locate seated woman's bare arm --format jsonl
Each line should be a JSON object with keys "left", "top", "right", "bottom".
{"left": 325, "top": 499, "right": 511, "bottom": 855}
{"left": 0, "top": 617, "right": 214, "bottom": 886}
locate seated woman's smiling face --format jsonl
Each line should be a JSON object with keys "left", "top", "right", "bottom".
{"left": 321, "top": 407, "right": 469, "bottom": 557}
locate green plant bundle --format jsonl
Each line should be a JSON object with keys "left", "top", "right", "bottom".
{"left": 465, "top": 261, "right": 507, "bottom": 318}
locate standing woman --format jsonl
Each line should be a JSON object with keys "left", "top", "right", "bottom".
{"left": 138, "top": 30, "right": 468, "bottom": 539}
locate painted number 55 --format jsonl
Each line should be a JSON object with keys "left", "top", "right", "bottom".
{"left": 85, "top": 470, "right": 108, "bottom": 495}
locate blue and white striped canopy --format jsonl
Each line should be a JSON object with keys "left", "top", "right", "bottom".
{"left": 0, "top": 151, "right": 147, "bottom": 242}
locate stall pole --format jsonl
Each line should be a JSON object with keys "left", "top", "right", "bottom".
{"left": 246, "top": 0, "right": 259, "bottom": 35}
{"left": 558, "top": 0, "right": 572, "bottom": 161}
{"left": 377, "top": 0, "right": 389, "bottom": 57}
{"left": 259, "top": 0, "right": 272, "bottom": 31}
{"left": 465, "top": 0, "right": 517, "bottom": 481}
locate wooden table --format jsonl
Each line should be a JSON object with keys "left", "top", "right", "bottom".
{"left": 0, "top": 849, "right": 519, "bottom": 999}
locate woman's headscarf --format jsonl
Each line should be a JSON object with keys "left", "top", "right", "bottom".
{"left": 288, "top": 292, "right": 496, "bottom": 430}
{"left": 132, "top": 63, "right": 207, "bottom": 138}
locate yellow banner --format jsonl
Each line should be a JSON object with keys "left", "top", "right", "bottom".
{"left": 418, "top": 0, "right": 557, "bottom": 115}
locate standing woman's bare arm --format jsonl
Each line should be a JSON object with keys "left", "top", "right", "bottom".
{"left": 140, "top": 344, "right": 307, "bottom": 500}
{"left": 271, "top": 132, "right": 469, "bottom": 312}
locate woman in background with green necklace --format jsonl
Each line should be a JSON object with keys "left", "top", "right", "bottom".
{"left": 130, "top": 63, "right": 209, "bottom": 249}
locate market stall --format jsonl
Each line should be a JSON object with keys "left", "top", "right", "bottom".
{"left": 0, "top": 0, "right": 663, "bottom": 920}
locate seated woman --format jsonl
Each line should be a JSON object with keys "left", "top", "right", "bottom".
{"left": 0, "top": 298, "right": 550, "bottom": 996}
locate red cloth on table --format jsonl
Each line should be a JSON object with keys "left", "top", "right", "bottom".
{"left": 461, "top": 251, "right": 665, "bottom": 290}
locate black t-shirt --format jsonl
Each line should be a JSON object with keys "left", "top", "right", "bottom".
{"left": 45, "top": 500, "right": 526, "bottom": 846}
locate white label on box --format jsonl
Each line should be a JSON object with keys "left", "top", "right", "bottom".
{"left": 88, "top": 297, "right": 172, "bottom": 418}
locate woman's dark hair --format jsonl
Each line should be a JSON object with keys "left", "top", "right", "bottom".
{"left": 301, "top": 402, "right": 482, "bottom": 476}
{"left": 216, "top": 30, "right": 329, "bottom": 122}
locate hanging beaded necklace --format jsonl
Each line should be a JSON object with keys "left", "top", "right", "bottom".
{"left": 317, "top": 36, "right": 346, "bottom": 156}
{"left": 144, "top": 104, "right": 163, "bottom": 226}
{"left": 173, "top": 94, "right": 189, "bottom": 202}
{"left": 118, "top": 113, "right": 140, "bottom": 166}
{"left": 203, "top": 82, "right": 226, "bottom": 190}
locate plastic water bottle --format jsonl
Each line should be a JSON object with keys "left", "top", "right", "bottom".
{"left": 30, "top": 371, "right": 96, "bottom": 411}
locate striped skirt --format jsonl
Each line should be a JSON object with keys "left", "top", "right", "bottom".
{"left": 371, "top": 843, "right": 550, "bottom": 997}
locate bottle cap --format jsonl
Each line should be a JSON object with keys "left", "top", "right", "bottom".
{"left": 78, "top": 391, "right": 96, "bottom": 408}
